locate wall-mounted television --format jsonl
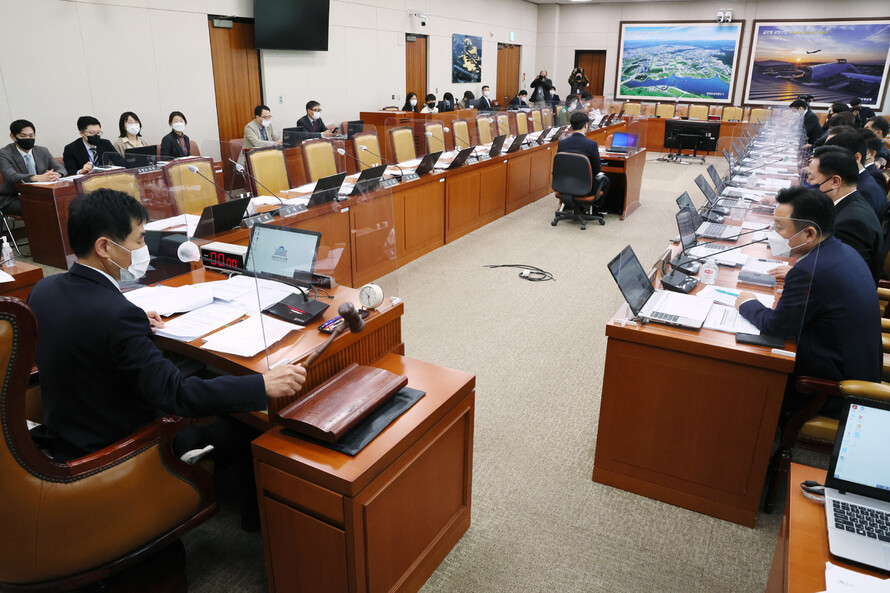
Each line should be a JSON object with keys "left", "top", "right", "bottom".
{"left": 254, "top": 0, "right": 330, "bottom": 51}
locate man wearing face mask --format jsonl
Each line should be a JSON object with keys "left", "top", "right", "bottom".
{"left": 735, "top": 186, "right": 881, "bottom": 416}
{"left": 296, "top": 100, "right": 337, "bottom": 137}
{"left": 420, "top": 93, "right": 438, "bottom": 114}
{"left": 805, "top": 146, "right": 883, "bottom": 282}
{"left": 0, "top": 119, "right": 66, "bottom": 215}
{"left": 530, "top": 70, "right": 553, "bottom": 108}
{"left": 27, "top": 189, "right": 307, "bottom": 462}
{"left": 62, "top": 116, "right": 121, "bottom": 175}
{"left": 243, "top": 104, "right": 282, "bottom": 149}
{"left": 477, "top": 86, "right": 493, "bottom": 111}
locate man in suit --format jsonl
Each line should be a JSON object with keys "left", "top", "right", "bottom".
{"left": 476, "top": 85, "right": 494, "bottom": 111}
{"left": 851, "top": 98, "right": 876, "bottom": 128}
{"left": 242, "top": 104, "right": 282, "bottom": 150}
{"left": 529, "top": 70, "right": 553, "bottom": 107}
{"left": 824, "top": 131, "right": 887, "bottom": 220}
{"left": 28, "top": 188, "right": 306, "bottom": 462}
{"left": 557, "top": 111, "right": 600, "bottom": 179}
{"left": 865, "top": 116, "right": 890, "bottom": 164}
{"left": 807, "top": 146, "right": 883, "bottom": 282}
{"left": 296, "top": 100, "right": 336, "bottom": 137}
{"left": 0, "top": 119, "right": 66, "bottom": 214}
{"left": 789, "top": 99, "right": 822, "bottom": 145}
{"left": 62, "top": 115, "right": 121, "bottom": 175}
{"left": 859, "top": 128, "right": 887, "bottom": 187}
{"left": 508, "top": 90, "right": 529, "bottom": 109}
{"left": 735, "top": 186, "right": 881, "bottom": 416}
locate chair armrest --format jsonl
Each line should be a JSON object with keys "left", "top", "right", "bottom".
{"left": 795, "top": 376, "right": 842, "bottom": 397}
{"left": 882, "top": 318, "right": 890, "bottom": 332}
{"left": 840, "top": 380, "right": 890, "bottom": 403}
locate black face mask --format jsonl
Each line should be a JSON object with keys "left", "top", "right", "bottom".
{"left": 86, "top": 134, "right": 101, "bottom": 146}
{"left": 428, "top": 102, "right": 435, "bottom": 108}
{"left": 15, "top": 138, "right": 35, "bottom": 151}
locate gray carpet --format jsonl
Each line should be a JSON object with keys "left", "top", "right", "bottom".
{"left": 25, "top": 153, "right": 829, "bottom": 591}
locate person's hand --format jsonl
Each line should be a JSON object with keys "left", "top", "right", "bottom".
{"left": 263, "top": 364, "right": 307, "bottom": 399}
{"left": 33, "top": 171, "right": 60, "bottom": 182}
{"left": 322, "top": 130, "right": 333, "bottom": 138}
{"left": 735, "top": 291, "right": 758, "bottom": 309}
{"left": 273, "top": 138, "right": 283, "bottom": 147}
{"left": 760, "top": 195, "right": 776, "bottom": 205}
{"left": 79, "top": 162, "right": 93, "bottom": 175}
{"left": 768, "top": 264, "right": 791, "bottom": 279}
{"left": 146, "top": 311, "right": 165, "bottom": 329}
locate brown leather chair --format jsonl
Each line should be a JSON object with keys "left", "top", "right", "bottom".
{"left": 424, "top": 121, "right": 447, "bottom": 154}
{"left": 352, "top": 131, "right": 383, "bottom": 170}
{"left": 388, "top": 126, "right": 416, "bottom": 163}
{"left": 530, "top": 109, "right": 543, "bottom": 132}
{"left": 451, "top": 120, "right": 472, "bottom": 149}
{"left": 513, "top": 111, "right": 529, "bottom": 136}
{"left": 75, "top": 170, "right": 142, "bottom": 203}
{"left": 476, "top": 115, "right": 494, "bottom": 145}
{"left": 245, "top": 146, "right": 290, "bottom": 197}
{"left": 495, "top": 113, "right": 512, "bottom": 137}
{"left": 655, "top": 103, "right": 675, "bottom": 119}
{"left": 161, "top": 157, "right": 224, "bottom": 215}
{"left": 722, "top": 106, "right": 743, "bottom": 122}
{"left": 0, "top": 298, "right": 216, "bottom": 591}
{"left": 541, "top": 107, "right": 553, "bottom": 127}
{"left": 301, "top": 138, "right": 339, "bottom": 182}
{"left": 762, "top": 378, "right": 890, "bottom": 513}
{"left": 623, "top": 103, "right": 641, "bottom": 117}
{"left": 688, "top": 105, "right": 708, "bottom": 121}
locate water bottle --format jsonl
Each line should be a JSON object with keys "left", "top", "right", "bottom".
{"left": 700, "top": 257, "right": 718, "bottom": 285}
{"left": 1, "top": 237, "right": 14, "bottom": 269}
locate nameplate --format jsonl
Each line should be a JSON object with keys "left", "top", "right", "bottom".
{"left": 520, "top": 144, "right": 530, "bottom": 151}
{"left": 401, "top": 173, "right": 420, "bottom": 182}
{"left": 478, "top": 154, "right": 491, "bottom": 161}
{"left": 279, "top": 204, "right": 306, "bottom": 218}
{"left": 243, "top": 212, "right": 274, "bottom": 228}
{"left": 381, "top": 178, "right": 399, "bottom": 189}
{"left": 466, "top": 157, "right": 478, "bottom": 165}
{"left": 529, "top": 141, "right": 539, "bottom": 148}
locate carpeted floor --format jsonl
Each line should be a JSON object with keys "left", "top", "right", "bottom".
{"left": 26, "top": 152, "right": 829, "bottom": 592}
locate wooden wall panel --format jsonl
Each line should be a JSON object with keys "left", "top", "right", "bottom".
{"left": 575, "top": 50, "right": 606, "bottom": 96}
{"left": 496, "top": 44, "right": 521, "bottom": 106}
{"left": 209, "top": 20, "right": 262, "bottom": 142}
{"left": 405, "top": 35, "right": 428, "bottom": 106}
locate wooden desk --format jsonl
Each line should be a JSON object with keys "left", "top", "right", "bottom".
{"left": 766, "top": 464, "right": 886, "bottom": 592}
{"left": 599, "top": 149, "right": 645, "bottom": 220}
{"left": 0, "top": 262, "right": 44, "bottom": 301}
{"left": 252, "top": 353, "right": 475, "bottom": 593}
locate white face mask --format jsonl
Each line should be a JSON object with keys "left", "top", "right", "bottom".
{"left": 109, "top": 240, "right": 151, "bottom": 282}
{"left": 261, "top": 118, "right": 272, "bottom": 128}
{"left": 171, "top": 122, "right": 186, "bottom": 133}
{"left": 125, "top": 123, "right": 140, "bottom": 136}
{"left": 767, "top": 228, "right": 804, "bottom": 258}
{"left": 410, "top": 98, "right": 417, "bottom": 107}
{"left": 311, "top": 111, "right": 321, "bottom": 121}
{"left": 483, "top": 91, "right": 490, "bottom": 98}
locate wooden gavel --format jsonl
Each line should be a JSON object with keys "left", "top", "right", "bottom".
{"left": 302, "top": 302, "right": 365, "bottom": 368}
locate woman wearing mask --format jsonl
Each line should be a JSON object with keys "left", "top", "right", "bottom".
{"left": 441, "top": 92, "right": 455, "bottom": 112}
{"left": 160, "top": 111, "right": 191, "bottom": 158}
{"left": 113, "top": 112, "right": 148, "bottom": 156}
{"left": 458, "top": 90, "right": 475, "bottom": 110}
{"left": 557, "top": 95, "right": 582, "bottom": 126}
{"left": 420, "top": 94, "right": 438, "bottom": 114}
{"left": 402, "top": 93, "right": 419, "bottom": 113}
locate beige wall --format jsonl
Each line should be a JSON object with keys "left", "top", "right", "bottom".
{"left": 537, "top": 0, "right": 889, "bottom": 114}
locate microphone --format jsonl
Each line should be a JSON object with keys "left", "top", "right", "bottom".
{"left": 358, "top": 145, "right": 405, "bottom": 179}
{"left": 453, "top": 126, "right": 473, "bottom": 150}
{"left": 678, "top": 228, "right": 768, "bottom": 263}
{"left": 229, "top": 157, "right": 284, "bottom": 206}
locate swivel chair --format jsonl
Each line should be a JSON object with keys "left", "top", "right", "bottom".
{"left": 550, "top": 152, "right": 610, "bottom": 230}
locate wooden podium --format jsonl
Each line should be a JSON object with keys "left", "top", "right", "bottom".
{"left": 252, "top": 354, "right": 475, "bottom": 593}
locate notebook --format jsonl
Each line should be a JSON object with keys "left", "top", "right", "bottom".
{"left": 823, "top": 397, "right": 890, "bottom": 571}
{"left": 689, "top": 178, "right": 741, "bottom": 241}
{"left": 349, "top": 164, "right": 386, "bottom": 195}
{"left": 707, "top": 164, "right": 726, "bottom": 194}
{"left": 607, "top": 245, "right": 713, "bottom": 329}
{"left": 505, "top": 133, "right": 528, "bottom": 154}
{"left": 489, "top": 134, "right": 508, "bottom": 157}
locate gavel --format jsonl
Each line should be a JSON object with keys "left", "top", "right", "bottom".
{"left": 301, "top": 302, "right": 365, "bottom": 368}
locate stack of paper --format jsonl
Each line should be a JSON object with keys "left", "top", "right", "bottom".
{"left": 742, "top": 258, "right": 785, "bottom": 276}
{"left": 703, "top": 305, "right": 761, "bottom": 335}
{"left": 126, "top": 284, "right": 214, "bottom": 316}
{"left": 824, "top": 561, "right": 890, "bottom": 591}
{"left": 202, "top": 315, "right": 300, "bottom": 357}
{"left": 145, "top": 214, "right": 201, "bottom": 236}
{"left": 154, "top": 303, "right": 244, "bottom": 341}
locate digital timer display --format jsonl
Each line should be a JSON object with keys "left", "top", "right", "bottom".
{"left": 200, "top": 243, "right": 247, "bottom": 270}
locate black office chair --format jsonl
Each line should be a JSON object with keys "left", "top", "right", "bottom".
{"left": 551, "top": 153, "right": 609, "bottom": 230}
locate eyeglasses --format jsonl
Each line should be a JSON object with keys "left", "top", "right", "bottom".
{"left": 311, "top": 109, "right": 322, "bottom": 113}
{"left": 261, "top": 115, "right": 273, "bottom": 121}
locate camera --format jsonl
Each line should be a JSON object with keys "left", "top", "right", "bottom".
{"left": 411, "top": 12, "right": 428, "bottom": 27}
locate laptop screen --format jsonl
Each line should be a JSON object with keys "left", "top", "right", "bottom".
{"left": 607, "top": 245, "right": 655, "bottom": 316}
{"left": 675, "top": 206, "right": 699, "bottom": 252}
{"left": 694, "top": 175, "right": 717, "bottom": 204}
{"left": 707, "top": 165, "right": 725, "bottom": 193}
{"left": 244, "top": 223, "right": 321, "bottom": 279}
{"left": 611, "top": 133, "right": 639, "bottom": 150}
{"left": 826, "top": 399, "right": 890, "bottom": 502}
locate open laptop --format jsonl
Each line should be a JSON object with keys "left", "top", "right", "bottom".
{"left": 443, "top": 147, "right": 474, "bottom": 170}
{"left": 608, "top": 132, "right": 639, "bottom": 154}
{"left": 823, "top": 397, "right": 890, "bottom": 571}
{"left": 414, "top": 150, "right": 443, "bottom": 176}
{"left": 607, "top": 245, "right": 713, "bottom": 329}
{"left": 694, "top": 175, "right": 750, "bottom": 221}
{"left": 124, "top": 145, "right": 159, "bottom": 168}
{"left": 307, "top": 171, "right": 348, "bottom": 207}
{"left": 244, "top": 223, "right": 322, "bottom": 280}
{"left": 505, "top": 133, "right": 528, "bottom": 154}
{"left": 544, "top": 125, "right": 567, "bottom": 143}
{"left": 677, "top": 191, "right": 722, "bottom": 224}
{"left": 193, "top": 196, "right": 252, "bottom": 239}
{"left": 349, "top": 164, "right": 386, "bottom": 195}
{"left": 707, "top": 164, "right": 727, "bottom": 194}
{"left": 489, "top": 134, "right": 508, "bottom": 157}
{"left": 689, "top": 179, "right": 741, "bottom": 240}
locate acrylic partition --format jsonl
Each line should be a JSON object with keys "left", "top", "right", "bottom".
{"left": 624, "top": 115, "right": 649, "bottom": 155}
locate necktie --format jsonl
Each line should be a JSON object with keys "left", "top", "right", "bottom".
{"left": 260, "top": 126, "right": 268, "bottom": 142}
{"left": 23, "top": 153, "right": 36, "bottom": 175}
{"left": 90, "top": 148, "right": 98, "bottom": 165}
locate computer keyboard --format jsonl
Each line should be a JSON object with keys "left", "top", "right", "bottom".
{"left": 701, "top": 222, "right": 725, "bottom": 237}
{"left": 649, "top": 311, "right": 679, "bottom": 323}
{"left": 833, "top": 499, "right": 890, "bottom": 542}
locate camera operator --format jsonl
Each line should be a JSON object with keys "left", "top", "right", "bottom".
{"left": 569, "top": 67, "right": 589, "bottom": 95}
{"left": 530, "top": 70, "right": 553, "bottom": 108}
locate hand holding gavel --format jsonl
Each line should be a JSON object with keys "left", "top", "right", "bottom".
{"left": 302, "top": 302, "right": 365, "bottom": 368}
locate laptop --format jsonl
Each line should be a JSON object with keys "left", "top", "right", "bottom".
{"left": 307, "top": 171, "right": 348, "bottom": 207}
{"left": 607, "top": 245, "right": 713, "bottom": 329}
{"left": 283, "top": 129, "right": 323, "bottom": 147}
{"left": 707, "top": 164, "right": 727, "bottom": 194}
{"left": 193, "top": 196, "right": 252, "bottom": 239}
{"left": 244, "top": 223, "right": 322, "bottom": 280}
{"left": 694, "top": 175, "right": 748, "bottom": 222}
{"left": 414, "top": 150, "right": 443, "bottom": 176}
{"left": 677, "top": 191, "right": 722, "bottom": 225}
{"left": 823, "top": 397, "right": 890, "bottom": 571}
{"left": 690, "top": 178, "right": 741, "bottom": 240}
{"left": 489, "top": 134, "right": 508, "bottom": 157}
{"left": 443, "top": 147, "right": 474, "bottom": 170}
{"left": 609, "top": 132, "right": 639, "bottom": 154}
{"left": 505, "top": 133, "right": 528, "bottom": 154}
{"left": 124, "top": 145, "right": 159, "bottom": 168}
{"left": 349, "top": 164, "right": 386, "bottom": 195}
{"left": 675, "top": 206, "right": 741, "bottom": 267}
{"left": 343, "top": 120, "right": 364, "bottom": 139}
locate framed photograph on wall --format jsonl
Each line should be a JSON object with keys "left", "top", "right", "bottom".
{"left": 452, "top": 34, "right": 482, "bottom": 84}
{"left": 615, "top": 21, "right": 745, "bottom": 104}
{"left": 743, "top": 19, "right": 890, "bottom": 108}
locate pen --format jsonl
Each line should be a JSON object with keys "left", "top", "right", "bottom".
{"left": 715, "top": 288, "right": 739, "bottom": 296}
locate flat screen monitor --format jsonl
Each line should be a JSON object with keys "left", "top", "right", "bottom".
{"left": 254, "top": 0, "right": 330, "bottom": 51}
{"left": 245, "top": 224, "right": 321, "bottom": 279}
{"left": 663, "top": 120, "right": 720, "bottom": 152}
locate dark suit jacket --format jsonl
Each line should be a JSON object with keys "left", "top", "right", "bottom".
{"left": 803, "top": 110, "right": 822, "bottom": 145}
{"left": 160, "top": 131, "right": 191, "bottom": 158}
{"left": 508, "top": 95, "right": 529, "bottom": 109}
{"left": 833, "top": 191, "right": 883, "bottom": 282}
{"left": 476, "top": 96, "right": 494, "bottom": 111}
{"left": 530, "top": 76, "right": 553, "bottom": 102}
{"left": 740, "top": 236, "right": 881, "bottom": 383}
{"left": 865, "top": 162, "right": 886, "bottom": 187}
{"left": 28, "top": 263, "right": 266, "bottom": 460}
{"left": 557, "top": 132, "right": 601, "bottom": 195}
{"left": 0, "top": 143, "right": 66, "bottom": 196}
{"left": 297, "top": 114, "right": 327, "bottom": 134}
{"left": 62, "top": 137, "right": 120, "bottom": 174}
{"left": 858, "top": 168, "right": 887, "bottom": 219}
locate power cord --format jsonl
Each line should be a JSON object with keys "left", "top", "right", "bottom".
{"left": 484, "top": 264, "right": 555, "bottom": 282}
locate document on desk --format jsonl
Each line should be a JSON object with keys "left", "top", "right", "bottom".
{"left": 688, "top": 245, "right": 749, "bottom": 267}
{"left": 154, "top": 302, "right": 244, "bottom": 341}
{"left": 697, "top": 286, "right": 775, "bottom": 308}
{"left": 824, "top": 561, "right": 890, "bottom": 592}
{"left": 201, "top": 314, "right": 300, "bottom": 358}
{"left": 742, "top": 258, "right": 785, "bottom": 276}
{"left": 203, "top": 275, "right": 257, "bottom": 302}
{"left": 125, "top": 284, "right": 214, "bottom": 316}
{"left": 145, "top": 214, "right": 200, "bottom": 235}
{"left": 227, "top": 278, "right": 307, "bottom": 315}
{"left": 0, "top": 270, "right": 14, "bottom": 283}
{"left": 703, "top": 304, "right": 761, "bottom": 335}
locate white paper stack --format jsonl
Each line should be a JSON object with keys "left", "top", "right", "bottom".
{"left": 126, "top": 284, "right": 214, "bottom": 316}
{"left": 145, "top": 214, "right": 200, "bottom": 235}
{"left": 154, "top": 303, "right": 244, "bottom": 341}
{"left": 201, "top": 315, "right": 300, "bottom": 357}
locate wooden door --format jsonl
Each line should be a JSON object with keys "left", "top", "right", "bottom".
{"left": 405, "top": 34, "right": 427, "bottom": 106}
{"left": 208, "top": 19, "right": 262, "bottom": 142}
{"left": 574, "top": 50, "right": 606, "bottom": 96}
{"left": 497, "top": 44, "right": 521, "bottom": 107}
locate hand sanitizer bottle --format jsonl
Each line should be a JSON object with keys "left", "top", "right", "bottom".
{"left": 1, "top": 237, "right": 14, "bottom": 269}
{"left": 700, "top": 257, "right": 718, "bottom": 285}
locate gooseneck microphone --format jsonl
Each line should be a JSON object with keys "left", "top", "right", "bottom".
{"left": 229, "top": 157, "right": 284, "bottom": 207}
{"left": 358, "top": 145, "right": 405, "bottom": 178}
{"left": 187, "top": 164, "right": 230, "bottom": 198}
{"left": 677, "top": 228, "right": 769, "bottom": 264}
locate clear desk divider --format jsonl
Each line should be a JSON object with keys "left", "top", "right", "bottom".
{"left": 51, "top": 178, "right": 78, "bottom": 270}
{"left": 625, "top": 115, "right": 648, "bottom": 155}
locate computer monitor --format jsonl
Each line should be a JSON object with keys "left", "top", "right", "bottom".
{"left": 610, "top": 133, "right": 639, "bottom": 153}
{"left": 282, "top": 128, "right": 322, "bottom": 147}
{"left": 244, "top": 223, "right": 322, "bottom": 279}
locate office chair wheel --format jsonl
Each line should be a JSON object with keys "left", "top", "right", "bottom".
{"left": 598, "top": 219, "right": 605, "bottom": 226}
{"left": 551, "top": 220, "right": 558, "bottom": 226}
{"left": 580, "top": 223, "right": 587, "bottom": 230}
